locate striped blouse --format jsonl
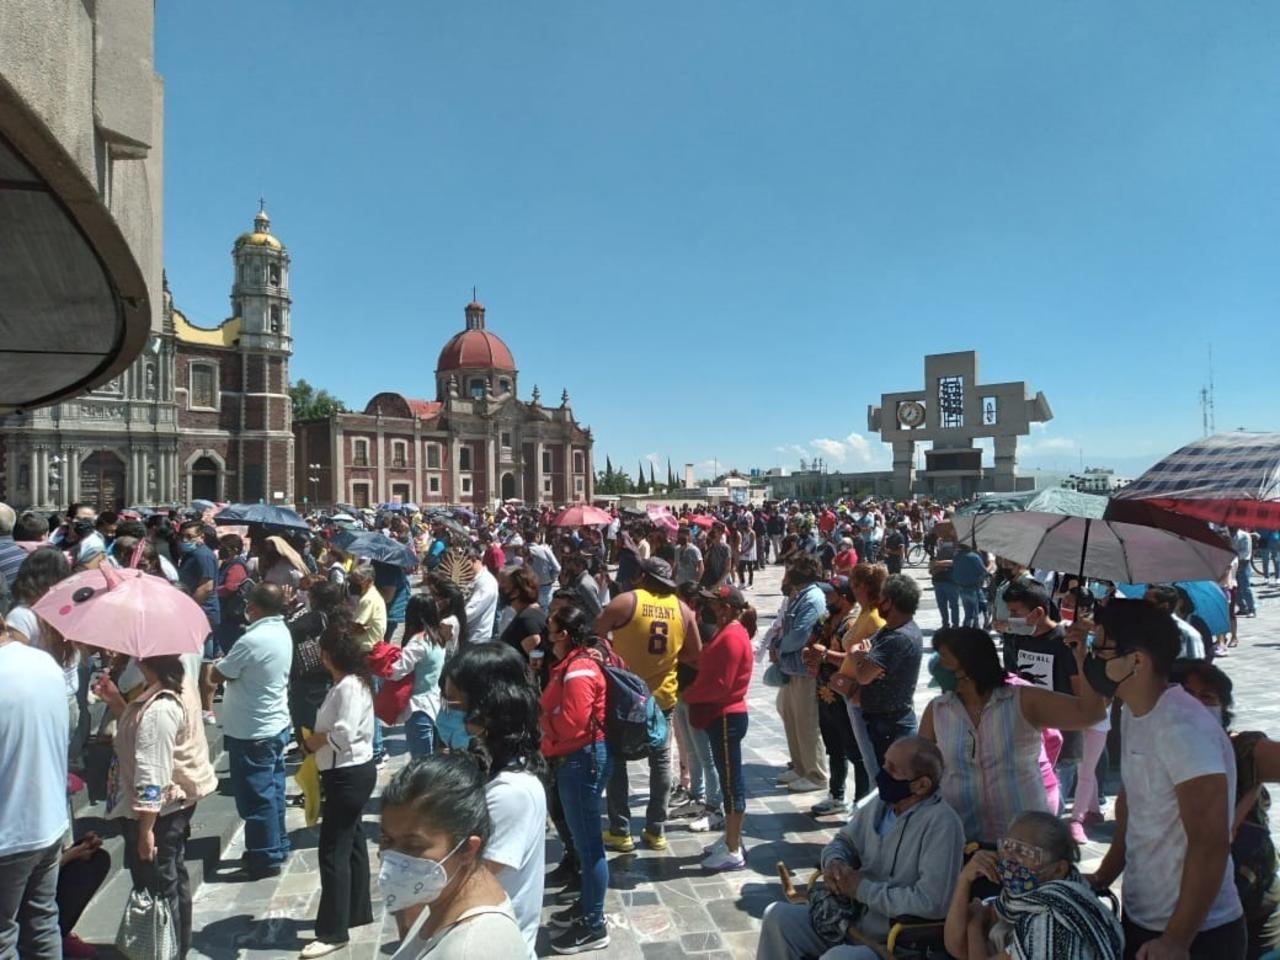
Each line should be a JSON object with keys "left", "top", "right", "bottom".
{"left": 931, "top": 684, "right": 1049, "bottom": 844}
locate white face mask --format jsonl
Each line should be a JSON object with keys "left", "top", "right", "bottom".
{"left": 377, "top": 838, "right": 466, "bottom": 911}
{"left": 1005, "top": 616, "right": 1036, "bottom": 636}
{"left": 1207, "top": 704, "right": 1225, "bottom": 727}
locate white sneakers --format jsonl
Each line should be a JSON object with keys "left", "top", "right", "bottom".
{"left": 776, "top": 769, "right": 800, "bottom": 785}
{"left": 299, "top": 942, "right": 344, "bottom": 959}
{"left": 700, "top": 839, "right": 746, "bottom": 872}
{"left": 787, "top": 777, "right": 826, "bottom": 793}
{"left": 689, "top": 809, "right": 726, "bottom": 833}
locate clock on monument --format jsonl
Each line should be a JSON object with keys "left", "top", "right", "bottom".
{"left": 897, "top": 401, "right": 926, "bottom": 428}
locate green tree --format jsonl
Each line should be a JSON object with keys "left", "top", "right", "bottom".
{"left": 290, "top": 379, "right": 347, "bottom": 421}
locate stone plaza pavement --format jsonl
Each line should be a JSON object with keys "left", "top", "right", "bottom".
{"left": 186, "top": 564, "right": 1280, "bottom": 960}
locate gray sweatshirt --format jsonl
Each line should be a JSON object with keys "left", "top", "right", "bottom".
{"left": 820, "top": 791, "right": 965, "bottom": 938}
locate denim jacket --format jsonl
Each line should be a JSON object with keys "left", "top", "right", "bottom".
{"left": 776, "top": 583, "right": 824, "bottom": 677}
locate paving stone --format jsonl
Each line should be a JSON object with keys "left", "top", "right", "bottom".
{"left": 173, "top": 563, "right": 1280, "bottom": 958}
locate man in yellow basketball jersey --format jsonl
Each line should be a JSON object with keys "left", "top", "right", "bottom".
{"left": 594, "top": 557, "right": 703, "bottom": 852}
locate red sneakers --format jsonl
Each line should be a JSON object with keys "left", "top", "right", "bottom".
{"left": 63, "top": 934, "right": 97, "bottom": 959}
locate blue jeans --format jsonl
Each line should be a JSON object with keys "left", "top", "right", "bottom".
{"left": 405, "top": 710, "right": 435, "bottom": 759}
{"left": 706, "top": 713, "right": 749, "bottom": 814}
{"left": 861, "top": 707, "right": 918, "bottom": 770}
{"left": 933, "top": 581, "right": 960, "bottom": 629}
{"left": 1262, "top": 545, "right": 1280, "bottom": 580}
{"left": 225, "top": 727, "right": 291, "bottom": 868}
{"left": 370, "top": 677, "right": 385, "bottom": 759}
{"left": 844, "top": 702, "right": 881, "bottom": 786}
{"left": 673, "top": 700, "right": 720, "bottom": 809}
{"left": 1237, "top": 562, "right": 1256, "bottom": 615}
{"left": 556, "top": 740, "right": 611, "bottom": 928}
{"left": 958, "top": 586, "right": 982, "bottom": 628}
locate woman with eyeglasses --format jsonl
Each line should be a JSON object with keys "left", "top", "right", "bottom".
{"left": 921, "top": 627, "right": 1106, "bottom": 848}
{"left": 1173, "top": 659, "right": 1280, "bottom": 959}
{"left": 380, "top": 754, "right": 527, "bottom": 959}
{"left": 944, "top": 810, "right": 1122, "bottom": 959}
{"left": 539, "top": 605, "right": 611, "bottom": 955}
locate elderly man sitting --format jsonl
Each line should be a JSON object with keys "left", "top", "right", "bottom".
{"left": 756, "top": 737, "right": 964, "bottom": 960}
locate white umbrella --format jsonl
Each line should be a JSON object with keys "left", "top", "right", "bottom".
{"left": 953, "top": 510, "right": 1234, "bottom": 584}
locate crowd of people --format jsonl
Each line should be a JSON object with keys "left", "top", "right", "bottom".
{"left": 0, "top": 493, "right": 1276, "bottom": 960}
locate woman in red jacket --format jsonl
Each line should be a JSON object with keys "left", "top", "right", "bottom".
{"left": 539, "top": 605, "right": 611, "bottom": 954}
{"left": 684, "top": 584, "right": 756, "bottom": 872}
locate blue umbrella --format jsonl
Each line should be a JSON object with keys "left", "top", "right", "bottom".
{"left": 1112, "top": 580, "right": 1230, "bottom": 636}
{"left": 330, "top": 529, "right": 419, "bottom": 571}
{"left": 214, "top": 503, "right": 309, "bottom": 533}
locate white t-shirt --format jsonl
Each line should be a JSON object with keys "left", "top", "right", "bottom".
{"left": 388, "top": 900, "right": 526, "bottom": 960}
{"left": 483, "top": 770, "right": 546, "bottom": 959}
{"left": 465, "top": 568, "right": 498, "bottom": 644}
{"left": 1120, "top": 684, "right": 1243, "bottom": 931}
{"left": 314, "top": 674, "right": 374, "bottom": 769}
{"left": 0, "top": 641, "right": 69, "bottom": 855}
{"left": 7, "top": 604, "right": 78, "bottom": 697}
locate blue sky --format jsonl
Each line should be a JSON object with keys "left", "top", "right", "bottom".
{"left": 157, "top": 2, "right": 1279, "bottom": 482}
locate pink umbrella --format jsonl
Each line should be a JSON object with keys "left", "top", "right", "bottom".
{"left": 551, "top": 505, "right": 613, "bottom": 527}
{"left": 32, "top": 565, "right": 211, "bottom": 657}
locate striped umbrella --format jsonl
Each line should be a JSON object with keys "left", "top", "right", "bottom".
{"left": 1111, "top": 432, "right": 1280, "bottom": 529}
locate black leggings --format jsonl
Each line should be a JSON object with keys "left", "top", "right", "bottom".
{"left": 736, "top": 560, "right": 755, "bottom": 585}
{"left": 58, "top": 847, "right": 110, "bottom": 935}
{"left": 316, "top": 761, "right": 377, "bottom": 943}
{"left": 817, "top": 695, "right": 868, "bottom": 802}
{"left": 125, "top": 805, "right": 195, "bottom": 958}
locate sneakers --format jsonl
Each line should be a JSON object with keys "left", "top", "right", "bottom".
{"left": 550, "top": 916, "right": 610, "bottom": 955}
{"left": 701, "top": 843, "right": 746, "bottom": 872}
{"left": 545, "top": 857, "right": 579, "bottom": 888}
{"left": 787, "top": 777, "right": 826, "bottom": 793}
{"left": 62, "top": 934, "right": 97, "bottom": 959}
{"left": 668, "top": 797, "right": 706, "bottom": 820}
{"left": 702, "top": 837, "right": 727, "bottom": 857}
{"left": 668, "top": 785, "right": 694, "bottom": 809}
{"left": 776, "top": 768, "right": 801, "bottom": 785}
{"left": 601, "top": 829, "right": 635, "bottom": 853}
{"left": 689, "top": 809, "right": 725, "bottom": 833}
{"left": 810, "top": 795, "right": 851, "bottom": 817}
{"left": 640, "top": 827, "right": 668, "bottom": 851}
{"left": 554, "top": 878, "right": 583, "bottom": 905}
{"left": 202, "top": 710, "right": 218, "bottom": 726}
{"left": 1068, "top": 819, "right": 1089, "bottom": 844}
{"left": 548, "top": 901, "right": 583, "bottom": 930}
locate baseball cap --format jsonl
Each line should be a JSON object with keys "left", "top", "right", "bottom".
{"left": 639, "top": 557, "right": 676, "bottom": 589}
{"left": 698, "top": 583, "right": 747, "bottom": 608}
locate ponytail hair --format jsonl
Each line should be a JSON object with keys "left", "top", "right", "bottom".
{"left": 740, "top": 604, "right": 758, "bottom": 640}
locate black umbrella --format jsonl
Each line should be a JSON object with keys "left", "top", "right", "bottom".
{"left": 330, "top": 530, "right": 419, "bottom": 571}
{"left": 214, "top": 503, "right": 309, "bottom": 533}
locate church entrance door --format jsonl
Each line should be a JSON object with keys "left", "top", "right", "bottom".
{"left": 191, "top": 456, "right": 219, "bottom": 501}
{"left": 80, "top": 451, "right": 126, "bottom": 511}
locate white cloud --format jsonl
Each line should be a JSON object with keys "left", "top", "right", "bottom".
{"left": 778, "top": 431, "right": 893, "bottom": 470}
{"left": 644, "top": 452, "right": 662, "bottom": 468}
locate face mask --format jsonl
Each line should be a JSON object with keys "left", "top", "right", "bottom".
{"left": 180, "top": 540, "right": 199, "bottom": 555}
{"left": 1207, "top": 704, "right": 1225, "bottom": 727}
{"left": 997, "top": 858, "right": 1043, "bottom": 896}
{"left": 72, "top": 519, "right": 95, "bottom": 538}
{"left": 1083, "top": 652, "right": 1133, "bottom": 698}
{"left": 377, "top": 839, "right": 466, "bottom": 911}
{"left": 874, "top": 767, "right": 915, "bottom": 805}
{"left": 435, "top": 706, "right": 472, "bottom": 751}
{"left": 1004, "top": 617, "right": 1035, "bottom": 636}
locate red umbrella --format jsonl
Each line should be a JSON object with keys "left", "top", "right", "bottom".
{"left": 1111, "top": 432, "right": 1280, "bottom": 528}
{"left": 686, "top": 514, "right": 715, "bottom": 529}
{"left": 551, "top": 505, "right": 612, "bottom": 527}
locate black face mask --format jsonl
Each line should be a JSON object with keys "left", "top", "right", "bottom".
{"left": 71, "top": 519, "right": 95, "bottom": 539}
{"left": 875, "top": 767, "right": 915, "bottom": 805}
{"left": 1083, "top": 651, "right": 1133, "bottom": 698}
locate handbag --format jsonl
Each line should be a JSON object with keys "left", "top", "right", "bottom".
{"left": 115, "top": 885, "right": 179, "bottom": 960}
{"left": 762, "top": 662, "right": 788, "bottom": 688}
{"left": 808, "top": 880, "right": 865, "bottom": 946}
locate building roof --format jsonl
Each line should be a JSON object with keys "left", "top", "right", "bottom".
{"left": 435, "top": 328, "right": 516, "bottom": 373}
{"left": 174, "top": 309, "right": 241, "bottom": 347}
{"left": 363, "top": 392, "right": 442, "bottom": 420}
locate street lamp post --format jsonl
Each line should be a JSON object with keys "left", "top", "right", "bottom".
{"left": 308, "top": 463, "right": 321, "bottom": 507}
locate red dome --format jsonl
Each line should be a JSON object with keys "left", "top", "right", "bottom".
{"left": 436, "top": 329, "right": 516, "bottom": 372}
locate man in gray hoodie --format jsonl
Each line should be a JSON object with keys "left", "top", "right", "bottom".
{"left": 756, "top": 737, "right": 964, "bottom": 959}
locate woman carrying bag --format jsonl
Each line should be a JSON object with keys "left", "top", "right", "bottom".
{"left": 95, "top": 655, "right": 217, "bottom": 959}
{"left": 298, "top": 627, "right": 377, "bottom": 958}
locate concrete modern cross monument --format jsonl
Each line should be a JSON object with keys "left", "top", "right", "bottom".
{"left": 867, "top": 351, "right": 1052, "bottom": 498}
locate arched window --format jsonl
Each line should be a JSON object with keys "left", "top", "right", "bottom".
{"left": 189, "top": 362, "right": 217, "bottom": 409}
{"left": 270, "top": 305, "right": 281, "bottom": 333}
{"left": 269, "top": 263, "right": 281, "bottom": 286}
{"left": 469, "top": 378, "right": 485, "bottom": 399}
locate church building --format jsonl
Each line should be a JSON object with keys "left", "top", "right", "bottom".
{"left": 294, "top": 299, "right": 595, "bottom": 509}
{"left": 0, "top": 207, "right": 295, "bottom": 510}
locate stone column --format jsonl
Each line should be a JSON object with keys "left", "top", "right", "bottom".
{"left": 68, "top": 449, "right": 80, "bottom": 503}
{"left": 534, "top": 440, "right": 544, "bottom": 506}
{"left": 487, "top": 435, "right": 497, "bottom": 510}
{"left": 563, "top": 443, "right": 573, "bottom": 504}
{"left": 333, "top": 422, "right": 345, "bottom": 505}
{"left": 413, "top": 420, "right": 423, "bottom": 505}
{"left": 993, "top": 436, "right": 1018, "bottom": 492}
{"left": 451, "top": 441, "right": 462, "bottom": 504}
{"left": 892, "top": 441, "right": 916, "bottom": 499}
{"left": 29, "top": 447, "right": 39, "bottom": 507}
{"left": 375, "top": 423, "right": 386, "bottom": 504}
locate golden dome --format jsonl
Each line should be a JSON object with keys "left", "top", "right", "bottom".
{"left": 236, "top": 231, "right": 282, "bottom": 250}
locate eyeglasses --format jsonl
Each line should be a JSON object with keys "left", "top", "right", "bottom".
{"left": 997, "top": 836, "right": 1049, "bottom": 868}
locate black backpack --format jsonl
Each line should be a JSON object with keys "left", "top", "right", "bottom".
{"left": 221, "top": 560, "right": 254, "bottom": 625}
{"left": 593, "top": 639, "right": 668, "bottom": 761}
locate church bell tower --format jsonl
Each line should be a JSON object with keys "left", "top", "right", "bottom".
{"left": 231, "top": 203, "right": 291, "bottom": 352}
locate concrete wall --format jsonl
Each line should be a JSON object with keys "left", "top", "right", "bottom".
{"left": 0, "top": 0, "right": 163, "bottom": 332}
